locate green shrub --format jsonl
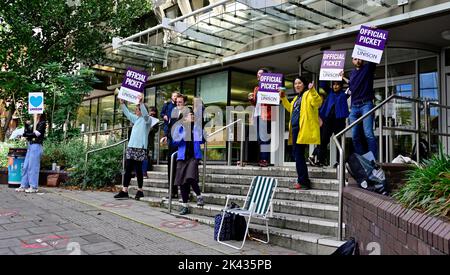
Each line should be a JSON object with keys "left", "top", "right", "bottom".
{"left": 65, "top": 141, "right": 124, "bottom": 189}
{"left": 393, "top": 148, "right": 450, "bottom": 218}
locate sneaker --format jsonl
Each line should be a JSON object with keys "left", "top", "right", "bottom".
{"left": 308, "top": 156, "right": 317, "bottom": 166}
{"left": 259, "top": 160, "right": 268, "bottom": 167}
{"left": 134, "top": 191, "right": 144, "bottom": 201}
{"left": 114, "top": 191, "right": 129, "bottom": 200}
{"left": 179, "top": 207, "right": 189, "bottom": 215}
{"left": 292, "top": 183, "right": 311, "bottom": 190}
{"left": 15, "top": 187, "right": 26, "bottom": 192}
{"left": 25, "top": 187, "right": 39, "bottom": 193}
{"left": 333, "top": 163, "right": 339, "bottom": 169}
{"left": 315, "top": 162, "right": 325, "bottom": 167}
{"left": 197, "top": 196, "right": 205, "bottom": 207}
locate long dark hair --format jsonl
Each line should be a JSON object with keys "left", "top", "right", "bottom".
{"left": 293, "top": 76, "right": 309, "bottom": 95}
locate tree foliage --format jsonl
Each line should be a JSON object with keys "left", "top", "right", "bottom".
{"left": 0, "top": 0, "right": 153, "bottom": 141}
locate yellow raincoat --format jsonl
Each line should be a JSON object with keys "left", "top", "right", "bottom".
{"left": 281, "top": 87, "right": 323, "bottom": 145}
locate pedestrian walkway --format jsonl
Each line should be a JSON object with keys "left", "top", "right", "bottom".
{"left": 0, "top": 186, "right": 299, "bottom": 255}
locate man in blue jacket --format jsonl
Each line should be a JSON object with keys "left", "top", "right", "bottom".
{"left": 315, "top": 81, "right": 349, "bottom": 167}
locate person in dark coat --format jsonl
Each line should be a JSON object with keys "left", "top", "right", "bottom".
{"left": 172, "top": 108, "right": 205, "bottom": 215}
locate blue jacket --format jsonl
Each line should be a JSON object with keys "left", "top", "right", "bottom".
{"left": 123, "top": 103, "right": 158, "bottom": 150}
{"left": 172, "top": 123, "right": 204, "bottom": 161}
{"left": 161, "top": 101, "right": 176, "bottom": 136}
{"left": 319, "top": 89, "right": 350, "bottom": 120}
{"left": 349, "top": 62, "right": 376, "bottom": 105}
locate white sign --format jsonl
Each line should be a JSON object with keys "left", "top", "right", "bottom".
{"left": 118, "top": 87, "right": 142, "bottom": 104}
{"left": 28, "top": 92, "right": 44, "bottom": 114}
{"left": 257, "top": 92, "right": 280, "bottom": 105}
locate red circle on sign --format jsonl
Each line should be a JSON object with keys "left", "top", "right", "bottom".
{"left": 161, "top": 220, "right": 198, "bottom": 229}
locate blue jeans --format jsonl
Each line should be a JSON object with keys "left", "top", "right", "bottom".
{"left": 257, "top": 117, "right": 271, "bottom": 162}
{"left": 292, "top": 128, "right": 309, "bottom": 184}
{"left": 349, "top": 101, "right": 378, "bottom": 159}
{"left": 20, "top": 144, "right": 43, "bottom": 189}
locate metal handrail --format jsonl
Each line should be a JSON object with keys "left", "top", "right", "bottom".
{"left": 168, "top": 151, "right": 177, "bottom": 213}
{"left": 202, "top": 119, "right": 245, "bottom": 192}
{"left": 83, "top": 139, "right": 128, "bottom": 189}
{"left": 333, "top": 94, "right": 427, "bottom": 241}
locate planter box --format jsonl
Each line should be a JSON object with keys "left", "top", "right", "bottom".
{"left": 39, "top": 170, "right": 69, "bottom": 187}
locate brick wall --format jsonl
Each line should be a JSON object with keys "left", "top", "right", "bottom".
{"left": 343, "top": 185, "right": 450, "bottom": 255}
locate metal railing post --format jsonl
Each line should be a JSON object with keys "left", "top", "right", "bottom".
{"left": 227, "top": 141, "right": 232, "bottom": 166}
{"left": 378, "top": 107, "right": 383, "bottom": 163}
{"left": 122, "top": 142, "right": 127, "bottom": 187}
{"left": 240, "top": 121, "right": 244, "bottom": 167}
{"left": 415, "top": 101, "right": 421, "bottom": 163}
{"left": 169, "top": 151, "right": 177, "bottom": 213}
{"left": 425, "top": 101, "right": 431, "bottom": 154}
{"left": 156, "top": 129, "right": 161, "bottom": 165}
{"left": 202, "top": 141, "right": 207, "bottom": 193}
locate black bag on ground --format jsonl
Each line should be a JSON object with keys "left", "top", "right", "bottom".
{"left": 346, "top": 153, "right": 389, "bottom": 195}
{"left": 331, "top": 237, "right": 360, "bottom": 255}
{"left": 214, "top": 202, "right": 247, "bottom": 241}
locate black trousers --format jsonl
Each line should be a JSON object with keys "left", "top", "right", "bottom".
{"left": 317, "top": 117, "right": 347, "bottom": 164}
{"left": 123, "top": 159, "right": 143, "bottom": 189}
{"left": 167, "top": 144, "right": 178, "bottom": 196}
{"left": 180, "top": 180, "right": 201, "bottom": 203}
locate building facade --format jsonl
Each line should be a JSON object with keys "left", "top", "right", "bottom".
{"left": 78, "top": 0, "right": 450, "bottom": 166}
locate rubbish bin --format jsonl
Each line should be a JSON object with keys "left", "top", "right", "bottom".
{"left": 7, "top": 148, "right": 27, "bottom": 188}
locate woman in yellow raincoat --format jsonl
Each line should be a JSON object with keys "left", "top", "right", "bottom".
{"left": 280, "top": 76, "right": 323, "bottom": 189}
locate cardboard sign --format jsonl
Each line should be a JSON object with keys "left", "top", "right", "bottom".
{"left": 319, "top": 51, "right": 346, "bottom": 81}
{"left": 28, "top": 92, "right": 44, "bottom": 114}
{"left": 118, "top": 68, "right": 148, "bottom": 104}
{"left": 258, "top": 73, "right": 283, "bottom": 105}
{"left": 352, "top": 26, "right": 389, "bottom": 64}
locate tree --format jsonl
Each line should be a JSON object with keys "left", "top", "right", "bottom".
{"left": 0, "top": 0, "right": 153, "bottom": 141}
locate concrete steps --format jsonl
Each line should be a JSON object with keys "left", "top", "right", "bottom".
{"left": 123, "top": 165, "right": 343, "bottom": 254}
{"left": 126, "top": 195, "right": 344, "bottom": 255}
{"left": 126, "top": 186, "right": 339, "bottom": 237}
{"left": 141, "top": 171, "right": 340, "bottom": 191}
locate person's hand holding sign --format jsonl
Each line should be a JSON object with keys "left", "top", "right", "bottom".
{"left": 308, "top": 81, "right": 315, "bottom": 90}
{"left": 278, "top": 87, "right": 286, "bottom": 98}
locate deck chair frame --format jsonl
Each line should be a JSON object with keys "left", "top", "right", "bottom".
{"left": 217, "top": 176, "right": 278, "bottom": 250}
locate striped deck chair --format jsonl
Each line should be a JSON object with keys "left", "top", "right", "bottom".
{"left": 217, "top": 176, "right": 278, "bottom": 250}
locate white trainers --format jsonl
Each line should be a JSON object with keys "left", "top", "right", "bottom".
{"left": 25, "top": 187, "right": 39, "bottom": 193}
{"left": 15, "top": 187, "right": 26, "bottom": 192}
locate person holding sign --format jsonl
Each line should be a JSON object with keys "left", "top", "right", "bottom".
{"left": 248, "top": 68, "right": 273, "bottom": 167}
{"left": 315, "top": 81, "right": 349, "bottom": 167}
{"left": 15, "top": 113, "right": 47, "bottom": 193}
{"left": 114, "top": 95, "right": 159, "bottom": 200}
{"left": 279, "top": 76, "right": 323, "bottom": 190}
{"left": 342, "top": 57, "right": 378, "bottom": 159}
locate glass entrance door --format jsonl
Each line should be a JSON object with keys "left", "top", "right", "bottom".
{"left": 374, "top": 77, "right": 416, "bottom": 162}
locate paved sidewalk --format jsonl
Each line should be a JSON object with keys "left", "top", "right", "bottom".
{"left": 0, "top": 185, "right": 299, "bottom": 255}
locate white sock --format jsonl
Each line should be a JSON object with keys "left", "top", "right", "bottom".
{"left": 182, "top": 203, "right": 188, "bottom": 208}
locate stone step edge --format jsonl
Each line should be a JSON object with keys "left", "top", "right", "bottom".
{"left": 126, "top": 190, "right": 340, "bottom": 229}
{"left": 184, "top": 213, "right": 345, "bottom": 251}
{"left": 125, "top": 185, "right": 339, "bottom": 212}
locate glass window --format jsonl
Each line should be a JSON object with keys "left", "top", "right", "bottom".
{"left": 156, "top": 81, "right": 181, "bottom": 162}
{"left": 145, "top": 87, "right": 157, "bottom": 109}
{"left": 182, "top": 78, "right": 196, "bottom": 106}
{"left": 90, "top": 98, "right": 99, "bottom": 133}
{"left": 419, "top": 57, "right": 438, "bottom": 101}
{"left": 197, "top": 71, "right": 229, "bottom": 161}
{"left": 99, "top": 95, "right": 115, "bottom": 131}
{"left": 76, "top": 100, "right": 90, "bottom": 133}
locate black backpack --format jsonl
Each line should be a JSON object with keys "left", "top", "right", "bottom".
{"left": 346, "top": 153, "right": 389, "bottom": 195}
{"left": 331, "top": 237, "right": 360, "bottom": 255}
